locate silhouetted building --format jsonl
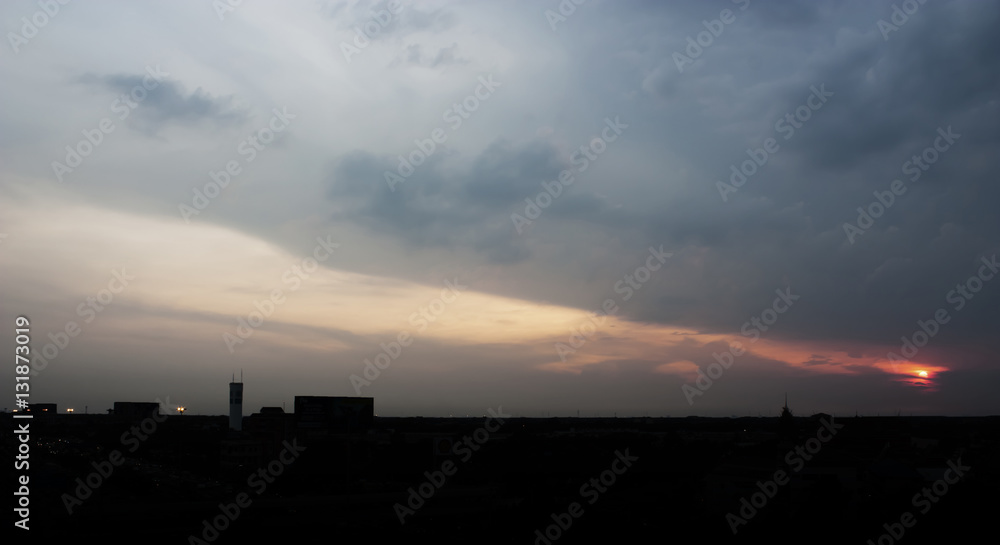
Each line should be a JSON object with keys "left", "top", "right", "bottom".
{"left": 779, "top": 394, "right": 795, "bottom": 438}
{"left": 220, "top": 437, "right": 263, "bottom": 471}
{"left": 230, "top": 378, "right": 243, "bottom": 431}
{"left": 294, "top": 396, "right": 373, "bottom": 435}
{"left": 245, "top": 406, "right": 296, "bottom": 460}
{"left": 113, "top": 401, "right": 159, "bottom": 422}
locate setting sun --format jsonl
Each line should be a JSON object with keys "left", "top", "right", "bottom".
{"left": 918, "top": 370, "right": 929, "bottom": 378}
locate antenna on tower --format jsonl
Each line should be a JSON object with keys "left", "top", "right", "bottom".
{"left": 240, "top": 369, "right": 243, "bottom": 382}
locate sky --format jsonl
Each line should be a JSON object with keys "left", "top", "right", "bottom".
{"left": 1, "top": 0, "right": 998, "bottom": 418}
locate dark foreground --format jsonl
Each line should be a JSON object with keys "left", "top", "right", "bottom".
{"left": 5, "top": 413, "right": 997, "bottom": 544}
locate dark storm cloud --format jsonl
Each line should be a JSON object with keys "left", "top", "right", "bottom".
{"left": 327, "top": 135, "right": 621, "bottom": 259}
{"left": 319, "top": 0, "right": 1000, "bottom": 372}
{"left": 327, "top": 138, "right": 583, "bottom": 263}
{"left": 79, "top": 72, "right": 249, "bottom": 134}
{"left": 628, "top": 0, "right": 1000, "bottom": 362}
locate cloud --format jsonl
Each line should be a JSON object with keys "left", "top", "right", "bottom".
{"left": 2, "top": 0, "right": 999, "bottom": 415}
{"left": 79, "top": 72, "right": 249, "bottom": 134}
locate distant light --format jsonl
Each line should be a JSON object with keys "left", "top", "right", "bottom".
{"left": 177, "top": 407, "right": 186, "bottom": 414}
{"left": 66, "top": 408, "right": 74, "bottom": 413}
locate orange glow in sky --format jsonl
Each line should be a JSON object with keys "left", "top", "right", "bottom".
{"left": 0, "top": 197, "right": 955, "bottom": 397}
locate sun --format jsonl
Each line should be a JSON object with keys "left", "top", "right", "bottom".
{"left": 917, "top": 370, "right": 928, "bottom": 378}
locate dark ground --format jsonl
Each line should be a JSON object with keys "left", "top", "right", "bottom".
{"left": 5, "top": 412, "right": 997, "bottom": 544}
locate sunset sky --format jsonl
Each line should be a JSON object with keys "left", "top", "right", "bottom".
{"left": 2, "top": 0, "right": 998, "bottom": 417}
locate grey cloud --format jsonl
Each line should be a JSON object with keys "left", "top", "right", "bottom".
{"left": 79, "top": 73, "right": 249, "bottom": 134}
{"left": 323, "top": 0, "right": 456, "bottom": 35}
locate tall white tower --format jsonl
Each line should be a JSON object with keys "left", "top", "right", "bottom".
{"left": 229, "top": 374, "right": 243, "bottom": 431}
